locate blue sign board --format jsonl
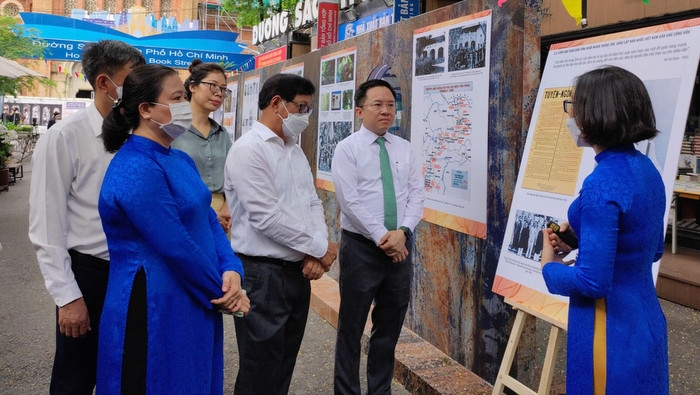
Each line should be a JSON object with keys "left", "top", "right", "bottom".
{"left": 394, "top": 0, "right": 419, "bottom": 22}
{"left": 19, "top": 13, "right": 254, "bottom": 71}
{"left": 338, "top": 8, "right": 394, "bottom": 41}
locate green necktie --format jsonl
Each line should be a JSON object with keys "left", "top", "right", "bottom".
{"left": 376, "top": 136, "right": 397, "bottom": 230}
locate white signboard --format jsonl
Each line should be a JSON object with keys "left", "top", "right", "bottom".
{"left": 315, "top": 47, "right": 357, "bottom": 191}
{"left": 410, "top": 10, "right": 492, "bottom": 238}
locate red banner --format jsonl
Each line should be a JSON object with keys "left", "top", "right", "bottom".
{"left": 255, "top": 46, "right": 288, "bottom": 69}
{"left": 317, "top": 0, "right": 339, "bottom": 49}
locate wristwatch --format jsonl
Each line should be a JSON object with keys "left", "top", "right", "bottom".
{"left": 399, "top": 226, "right": 412, "bottom": 239}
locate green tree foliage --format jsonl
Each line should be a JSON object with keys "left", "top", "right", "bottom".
{"left": 0, "top": 16, "right": 50, "bottom": 97}
{"left": 222, "top": 0, "right": 300, "bottom": 29}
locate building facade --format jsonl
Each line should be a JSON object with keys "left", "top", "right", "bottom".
{"left": 4, "top": 0, "right": 700, "bottom": 97}
{"left": 2, "top": 0, "right": 198, "bottom": 19}
{"left": 1, "top": 0, "right": 239, "bottom": 98}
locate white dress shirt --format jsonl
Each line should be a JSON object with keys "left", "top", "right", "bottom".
{"left": 331, "top": 126, "right": 424, "bottom": 244}
{"left": 224, "top": 121, "right": 328, "bottom": 261}
{"left": 29, "top": 104, "right": 113, "bottom": 307}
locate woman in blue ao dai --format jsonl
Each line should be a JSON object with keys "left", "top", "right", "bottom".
{"left": 97, "top": 65, "right": 249, "bottom": 394}
{"left": 541, "top": 66, "right": 668, "bottom": 395}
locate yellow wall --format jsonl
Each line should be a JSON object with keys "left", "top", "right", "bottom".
{"left": 424, "top": 0, "right": 700, "bottom": 36}
{"left": 542, "top": 0, "right": 700, "bottom": 35}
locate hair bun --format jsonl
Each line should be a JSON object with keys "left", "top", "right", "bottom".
{"left": 189, "top": 59, "right": 203, "bottom": 72}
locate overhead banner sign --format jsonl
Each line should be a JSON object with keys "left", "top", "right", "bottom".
{"left": 255, "top": 46, "right": 288, "bottom": 69}
{"left": 19, "top": 13, "right": 254, "bottom": 71}
{"left": 394, "top": 0, "right": 419, "bottom": 22}
{"left": 318, "top": 0, "right": 339, "bottom": 49}
{"left": 338, "top": 8, "right": 393, "bottom": 41}
{"left": 252, "top": 0, "right": 319, "bottom": 45}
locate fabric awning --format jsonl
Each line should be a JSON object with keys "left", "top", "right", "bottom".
{"left": 0, "top": 57, "right": 45, "bottom": 79}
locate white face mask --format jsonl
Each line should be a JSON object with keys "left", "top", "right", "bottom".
{"left": 566, "top": 116, "right": 590, "bottom": 148}
{"left": 105, "top": 75, "right": 123, "bottom": 102}
{"left": 150, "top": 101, "right": 193, "bottom": 140}
{"left": 277, "top": 101, "right": 310, "bottom": 140}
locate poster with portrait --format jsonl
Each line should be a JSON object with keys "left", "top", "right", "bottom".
{"left": 315, "top": 47, "right": 357, "bottom": 191}
{"left": 493, "top": 18, "right": 700, "bottom": 326}
{"left": 410, "top": 10, "right": 492, "bottom": 238}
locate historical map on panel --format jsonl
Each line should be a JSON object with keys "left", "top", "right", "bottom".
{"left": 420, "top": 82, "right": 474, "bottom": 202}
{"left": 410, "top": 10, "right": 490, "bottom": 238}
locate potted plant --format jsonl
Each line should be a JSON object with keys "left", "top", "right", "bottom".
{"left": 0, "top": 124, "right": 16, "bottom": 191}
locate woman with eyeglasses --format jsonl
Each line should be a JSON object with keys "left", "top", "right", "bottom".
{"left": 97, "top": 64, "right": 249, "bottom": 394}
{"left": 541, "top": 66, "right": 668, "bottom": 395}
{"left": 171, "top": 59, "right": 233, "bottom": 233}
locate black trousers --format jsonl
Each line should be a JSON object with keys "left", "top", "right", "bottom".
{"left": 50, "top": 250, "right": 109, "bottom": 395}
{"left": 334, "top": 230, "right": 412, "bottom": 395}
{"left": 233, "top": 254, "right": 310, "bottom": 395}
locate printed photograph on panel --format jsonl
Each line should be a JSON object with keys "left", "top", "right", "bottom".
{"left": 320, "top": 92, "right": 330, "bottom": 111}
{"left": 342, "top": 89, "right": 354, "bottom": 110}
{"left": 331, "top": 91, "right": 342, "bottom": 111}
{"left": 336, "top": 54, "right": 355, "bottom": 83}
{"left": 507, "top": 210, "right": 561, "bottom": 263}
{"left": 318, "top": 121, "right": 352, "bottom": 172}
{"left": 448, "top": 22, "right": 488, "bottom": 71}
{"left": 415, "top": 34, "right": 446, "bottom": 76}
{"left": 321, "top": 59, "right": 336, "bottom": 85}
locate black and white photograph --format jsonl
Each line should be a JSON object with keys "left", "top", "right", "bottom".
{"left": 448, "top": 22, "right": 487, "bottom": 71}
{"left": 507, "top": 210, "right": 562, "bottom": 263}
{"left": 414, "top": 34, "right": 446, "bottom": 76}
{"left": 317, "top": 121, "right": 352, "bottom": 172}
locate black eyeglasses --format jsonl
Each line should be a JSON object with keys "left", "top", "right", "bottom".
{"left": 200, "top": 81, "right": 230, "bottom": 98}
{"left": 285, "top": 100, "right": 313, "bottom": 115}
{"left": 563, "top": 100, "right": 575, "bottom": 114}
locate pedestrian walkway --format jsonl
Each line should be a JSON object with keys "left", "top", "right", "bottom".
{"left": 0, "top": 167, "right": 409, "bottom": 394}
{"left": 310, "top": 276, "right": 492, "bottom": 394}
{"left": 1, "top": 167, "right": 698, "bottom": 394}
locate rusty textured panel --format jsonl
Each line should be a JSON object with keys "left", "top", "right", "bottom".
{"left": 514, "top": 0, "right": 546, "bottom": 387}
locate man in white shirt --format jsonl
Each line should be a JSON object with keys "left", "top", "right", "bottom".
{"left": 225, "top": 73, "right": 338, "bottom": 394}
{"left": 28, "top": 40, "right": 145, "bottom": 395}
{"left": 331, "top": 79, "right": 424, "bottom": 394}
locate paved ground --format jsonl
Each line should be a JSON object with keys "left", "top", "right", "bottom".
{"left": 538, "top": 297, "right": 700, "bottom": 395}
{"left": 0, "top": 166, "right": 408, "bottom": 394}
{"left": 1, "top": 166, "right": 698, "bottom": 394}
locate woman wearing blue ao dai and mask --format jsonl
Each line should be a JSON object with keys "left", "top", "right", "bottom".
{"left": 97, "top": 64, "right": 249, "bottom": 394}
{"left": 541, "top": 66, "right": 668, "bottom": 395}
